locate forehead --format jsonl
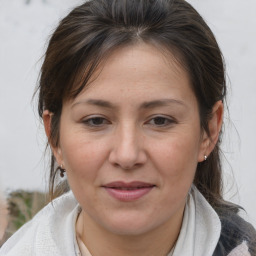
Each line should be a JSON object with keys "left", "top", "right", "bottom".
{"left": 70, "top": 43, "right": 194, "bottom": 104}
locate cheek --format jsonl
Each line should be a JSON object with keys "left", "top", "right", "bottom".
{"left": 149, "top": 134, "right": 200, "bottom": 213}
{"left": 150, "top": 131, "right": 201, "bottom": 184}
{"left": 60, "top": 136, "right": 109, "bottom": 208}
{"left": 60, "top": 134, "right": 109, "bottom": 180}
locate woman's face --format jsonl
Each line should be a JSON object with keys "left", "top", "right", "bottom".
{"left": 52, "top": 43, "right": 208, "bottom": 235}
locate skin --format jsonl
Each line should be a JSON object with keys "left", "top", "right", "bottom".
{"left": 43, "top": 43, "right": 223, "bottom": 256}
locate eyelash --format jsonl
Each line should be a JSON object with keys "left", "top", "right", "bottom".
{"left": 146, "top": 116, "right": 176, "bottom": 127}
{"left": 82, "top": 116, "right": 110, "bottom": 127}
{"left": 82, "top": 115, "right": 176, "bottom": 128}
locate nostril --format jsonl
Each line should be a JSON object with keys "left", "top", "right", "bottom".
{"left": 108, "top": 140, "right": 147, "bottom": 169}
{"left": 112, "top": 162, "right": 143, "bottom": 171}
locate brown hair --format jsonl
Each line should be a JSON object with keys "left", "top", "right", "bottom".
{"left": 36, "top": 0, "right": 255, "bottom": 254}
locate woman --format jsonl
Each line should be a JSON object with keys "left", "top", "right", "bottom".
{"left": 1, "top": 0, "right": 255, "bottom": 255}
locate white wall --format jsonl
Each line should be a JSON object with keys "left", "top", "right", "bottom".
{"left": 189, "top": 0, "right": 256, "bottom": 228}
{"left": 0, "top": 0, "right": 255, "bottom": 227}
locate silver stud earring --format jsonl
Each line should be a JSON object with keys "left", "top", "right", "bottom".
{"left": 204, "top": 155, "right": 208, "bottom": 161}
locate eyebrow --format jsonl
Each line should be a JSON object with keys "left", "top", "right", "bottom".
{"left": 139, "top": 99, "right": 186, "bottom": 109}
{"left": 72, "top": 99, "right": 115, "bottom": 109}
{"left": 72, "top": 98, "right": 187, "bottom": 109}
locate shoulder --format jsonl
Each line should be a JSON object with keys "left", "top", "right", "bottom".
{"left": 0, "top": 191, "right": 79, "bottom": 256}
{"left": 213, "top": 210, "right": 256, "bottom": 256}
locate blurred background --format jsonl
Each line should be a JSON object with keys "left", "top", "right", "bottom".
{"left": 0, "top": 0, "right": 255, "bottom": 237}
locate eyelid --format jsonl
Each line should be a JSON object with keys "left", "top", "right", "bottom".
{"left": 81, "top": 115, "right": 111, "bottom": 126}
{"left": 145, "top": 115, "right": 177, "bottom": 126}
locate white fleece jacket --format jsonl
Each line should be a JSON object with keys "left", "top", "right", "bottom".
{"left": 0, "top": 187, "right": 250, "bottom": 256}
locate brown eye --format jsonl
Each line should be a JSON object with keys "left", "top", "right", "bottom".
{"left": 152, "top": 117, "right": 167, "bottom": 125}
{"left": 83, "top": 117, "right": 110, "bottom": 127}
{"left": 147, "top": 116, "right": 176, "bottom": 127}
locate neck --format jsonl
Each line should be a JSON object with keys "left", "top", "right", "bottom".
{"left": 76, "top": 207, "right": 184, "bottom": 256}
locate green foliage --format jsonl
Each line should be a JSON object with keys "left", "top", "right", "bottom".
{"left": 1, "top": 190, "right": 47, "bottom": 246}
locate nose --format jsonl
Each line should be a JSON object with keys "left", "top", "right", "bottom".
{"left": 108, "top": 123, "right": 147, "bottom": 170}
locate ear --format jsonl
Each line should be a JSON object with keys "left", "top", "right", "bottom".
{"left": 198, "top": 100, "right": 224, "bottom": 162}
{"left": 43, "top": 110, "right": 63, "bottom": 166}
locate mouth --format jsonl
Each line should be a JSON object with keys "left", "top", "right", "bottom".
{"left": 102, "top": 181, "right": 156, "bottom": 202}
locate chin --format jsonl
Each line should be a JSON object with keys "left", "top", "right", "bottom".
{"left": 102, "top": 213, "right": 161, "bottom": 236}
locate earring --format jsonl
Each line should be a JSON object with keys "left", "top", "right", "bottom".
{"left": 57, "top": 165, "right": 65, "bottom": 178}
{"left": 204, "top": 155, "right": 208, "bottom": 161}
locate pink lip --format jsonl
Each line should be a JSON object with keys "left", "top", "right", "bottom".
{"left": 102, "top": 181, "right": 155, "bottom": 202}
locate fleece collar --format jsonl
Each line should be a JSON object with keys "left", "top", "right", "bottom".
{"left": 1, "top": 187, "right": 222, "bottom": 256}
{"left": 170, "top": 186, "right": 221, "bottom": 256}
